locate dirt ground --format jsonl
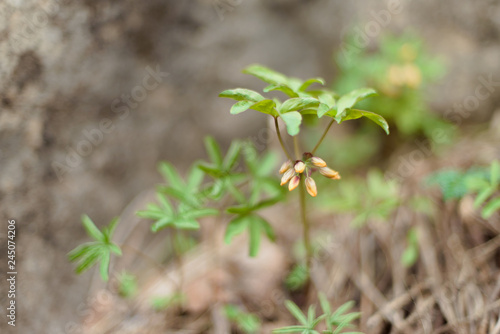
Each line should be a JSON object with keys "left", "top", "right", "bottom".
{"left": 1, "top": 1, "right": 500, "bottom": 333}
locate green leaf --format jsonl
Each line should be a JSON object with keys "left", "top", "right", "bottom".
{"left": 256, "top": 216, "right": 276, "bottom": 242}
{"left": 99, "top": 252, "right": 110, "bottom": 281}
{"left": 109, "top": 243, "right": 122, "bottom": 256}
{"left": 158, "top": 162, "right": 183, "bottom": 189}
{"left": 285, "top": 300, "right": 308, "bottom": 325}
{"left": 81, "top": 215, "right": 104, "bottom": 242}
{"left": 182, "top": 208, "right": 219, "bottom": 219}
{"left": 280, "top": 111, "right": 302, "bottom": 136}
{"left": 280, "top": 97, "right": 319, "bottom": 113}
{"left": 299, "top": 78, "right": 325, "bottom": 91}
{"left": 173, "top": 219, "right": 200, "bottom": 230}
{"left": 482, "top": 197, "right": 500, "bottom": 219}
{"left": 68, "top": 243, "right": 96, "bottom": 261}
{"left": 401, "top": 245, "right": 418, "bottom": 267}
{"left": 319, "top": 293, "right": 331, "bottom": 315}
{"left": 285, "top": 264, "right": 309, "bottom": 291}
{"left": 335, "top": 88, "right": 377, "bottom": 119}
{"left": 204, "top": 136, "right": 223, "bottom": 167}
{"left": 75, "top": 249, "right": 101, "bottom": 274}
{"left": 223, "top": 141, "right": 242, "bottom": 170}
{"left": 316, "top": 103, "right": 331, "bottom": 118}
{"left": 243, "top": 64, "right": 289, "bottom": 86}
{"left": 151, "top": 217, "right": 173, "bottom": 232}
{"left": 225, "top": 216, "right": 249, "bottom": 244}
{"left": 473, "top": 186, "right": 496, "bottom": 208}
{"left": 106, "top": 217, "right": 120, "bottom": 240}
{"left": 338, "top": 109, "right": 389, "bottom": 135}
{"left": 231, "top": 100, "right": 255, "bottom": 115}
{"left": 427, "top": 170, "right": 468, "bottom": 201}
{"left": 249, "top": 99, "right": 278, "bottom": 116}
{"left": 249, "top": 217, "right": 262, "bottom": 257}
{"left": 219, "top": 88, "right": 265, "bottom": 102}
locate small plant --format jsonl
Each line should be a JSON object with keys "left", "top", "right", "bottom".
{"left": 68, "top": 64, "right": 390, "bottom": 330}
{"left": 329, "top": 32, "right": 452, "bottom": 172}
{"left": 318, "top": 169, "right": 399, "bottom": 227}
{"left": 150, "top": 293, "right": 186, "bottom": 311}
{"left": 273, "top": 293, "right": 361, "bottom": 334}
{"left": 68, "top": 215, "right": 122, "bottom": 281}
{"left": 117, "top": 271, "right": 138, "bottom": 298}
{"left": 428, "top": 160, "right": 500, "bottom": 219}
{"left": 223, "top": 304, "right": 261, "bottom": 334}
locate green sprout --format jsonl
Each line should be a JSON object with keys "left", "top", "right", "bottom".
{"left": 68, "top": 215, "right": 122, "bottom": 281}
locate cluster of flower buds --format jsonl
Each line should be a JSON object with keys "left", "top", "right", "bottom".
{"left": 279, "top": 153, "right": 340, "bottom": 197}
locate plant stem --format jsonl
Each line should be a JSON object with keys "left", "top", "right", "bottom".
{"left": 274, "top": 117, "right": 293, "bottom": 161}
{"left": 311, "top": 119, "right": 335, "bottom": 155}
{"left": 299, "top": 175, "right": 313, "bottom": 274}
{"left": 293, "top": 135, "right": 301, "bottom": 160}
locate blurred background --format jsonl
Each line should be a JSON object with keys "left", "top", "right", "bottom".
{"left": 1, "top": 0, "right": 500, "bottom": 333}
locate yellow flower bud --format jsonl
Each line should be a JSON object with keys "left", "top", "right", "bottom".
{"left": 280, "top": 168, "right": 295, "bottom": 186}
{"left": 294, "top": 161, "right": 306, "bottom": 173}
{"left": 305, "top": 177, "right": 317, "bottom": 197}
{"left": 288, "top": 175, "right": 300, "bottom": 191}
{"left": 310, "top": 157, "right": 327, "bottom": 168}
{"left": 319, "top": 167, "right": 341, "bottom": 180}
{"left": 279, "top": 160, "right": 293, "bottom": 174}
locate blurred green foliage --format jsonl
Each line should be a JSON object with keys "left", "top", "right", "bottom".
{"left": 224, "top": 304, "right": 261, "bottom": 334}
{"left": 117, "top": 272, "right": 138, "bottom": 298}
{"left": 326, "top": 32, "right": 454, "bottom": 172}
{"left": 428, "top": 160, "right": 500, "bottom": 219}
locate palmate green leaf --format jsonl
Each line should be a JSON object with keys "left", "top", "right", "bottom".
{"left": 224, "top": 214, "right": 276, "bottom": 257}
{"left": 69, "top": 216, "right": 122, "bottom": 281}
{"left": 338, "top": 109, "right": 389, "bottom": 135}
{"left": 335, "top": 88, "right": 377, "bottom": 120}
{"left": 280, "top": 111, "right": 302, "bottom": 136}
{"left": 219, "top": 88, "right": 265, "bottom": 102}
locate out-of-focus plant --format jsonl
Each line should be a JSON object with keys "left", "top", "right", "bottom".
{"left": 273, "top": 293, "right": 362, "bottom": 334}
{"left": 68, "top": 215, "right": 121, "bottom": 281}
{"left": 336, "top": 32, "right": 450, "bottom": 138}
{"left": 318, "top": 169, "right": 399, "bottom": 227}
{"left": 428, "top": 160, "right": 500, "bottom": 219}
{"left": 117, "top": 272, "right": 138, "bottom": 298}
{"left": 223, "top": 304, "right": 261, "bottom": 334}
{"left": 328, "top": 32, "right": 453, "bottom": 171}
{"left": 68, "top": 64, "right": 390, "bottom": 326}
